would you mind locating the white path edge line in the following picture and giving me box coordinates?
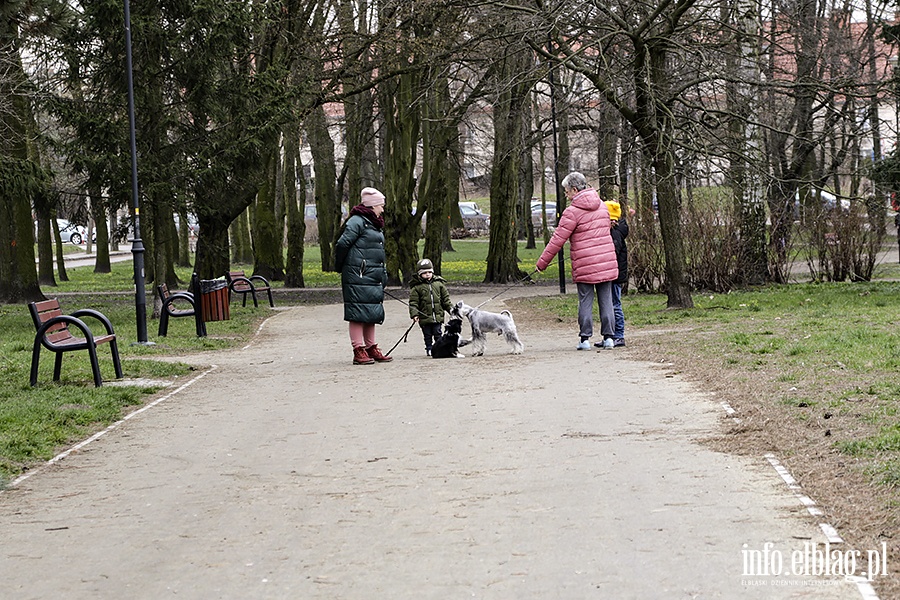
[241,311,278,350]
[764,454,843,542]
[763,453,882,600]
[4,365,219,491]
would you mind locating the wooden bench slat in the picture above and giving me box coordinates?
[46,329,74,344]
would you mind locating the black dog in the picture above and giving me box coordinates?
[430,318,465,359]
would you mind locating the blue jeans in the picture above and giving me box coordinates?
[612,283,625,340]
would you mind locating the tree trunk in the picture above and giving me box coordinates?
[596,102,618,199]
[381,70,422,285]
[306,105,340,271]
[131,0,171,291]
[619,123,631,205]
[34,197,56,287]
[519,114,536,249]
[339,0,378,205]
[725,0,767,285]
[195,217,232,280]
[230,208,253,265]
[252,146,285,281]
[763,0,820,283]
[553,71,571,211]
[652,145,693,307]
[485,47,532,283]
[177,208,191,268]
[0,159,43,302]
[419,76,455,273]
[91,188,112,273]
[51,213,69,282]
[641,43,693,308]
[443,132,461,252]
[109,207,120,252]
[0,12,43,303]
[284,123,306,288]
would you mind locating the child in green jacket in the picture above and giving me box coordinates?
[409,258,453,356]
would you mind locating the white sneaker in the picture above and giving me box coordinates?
[576,340,591,350]
[601,338,614,349]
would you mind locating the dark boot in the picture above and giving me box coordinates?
[353,346,374,365]
[366,344,393,363]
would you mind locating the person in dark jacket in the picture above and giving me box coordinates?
[334,187,393,365]
[409,258,453,356]
[602,200,628,348]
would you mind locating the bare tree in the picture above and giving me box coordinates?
[532,0,700,307]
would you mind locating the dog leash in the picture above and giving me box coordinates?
[385,320,416,357]
[382,288,436,356]
[473,269,540,310]
[383,288,432,319]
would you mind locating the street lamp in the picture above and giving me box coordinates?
[123,0,151,344]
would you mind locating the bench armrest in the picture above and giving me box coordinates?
[164,291,196,304]
[70,308,117,337]
[162,291,198,313]
[228,276,254,292]
[247,275,270,288]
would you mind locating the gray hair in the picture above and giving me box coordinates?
[561,171,588,192]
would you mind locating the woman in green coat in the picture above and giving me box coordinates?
[334,187,393,365]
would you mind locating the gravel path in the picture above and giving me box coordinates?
[0,290,865,599]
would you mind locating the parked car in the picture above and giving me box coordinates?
[794,189,850,218]
[460,205,490,233]
[531,200,558,234]
[417,204,491,237]
[38,219,87,245]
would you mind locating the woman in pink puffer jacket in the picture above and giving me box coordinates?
[536,172,619,350]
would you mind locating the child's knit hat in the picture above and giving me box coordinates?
[417,258,434,275]
[604,200,622,221]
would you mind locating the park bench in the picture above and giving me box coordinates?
[226,270,274,308]
[28,299,123,388]
[157,274,206,337]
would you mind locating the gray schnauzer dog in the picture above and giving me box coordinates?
[451,301,525,356]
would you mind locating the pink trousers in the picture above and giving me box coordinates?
[348,322,376,348]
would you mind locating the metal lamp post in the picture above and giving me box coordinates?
[123,0,150,344]
[547,43,566,294]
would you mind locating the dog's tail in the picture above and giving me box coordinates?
[501,310,514,321]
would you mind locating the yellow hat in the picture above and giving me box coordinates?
[605,201,622,221]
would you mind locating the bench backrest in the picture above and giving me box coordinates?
[29,299,74,344]
[228,271,252,292]
[158,283,172,300]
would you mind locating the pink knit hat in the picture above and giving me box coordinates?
[360,187,386,207]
